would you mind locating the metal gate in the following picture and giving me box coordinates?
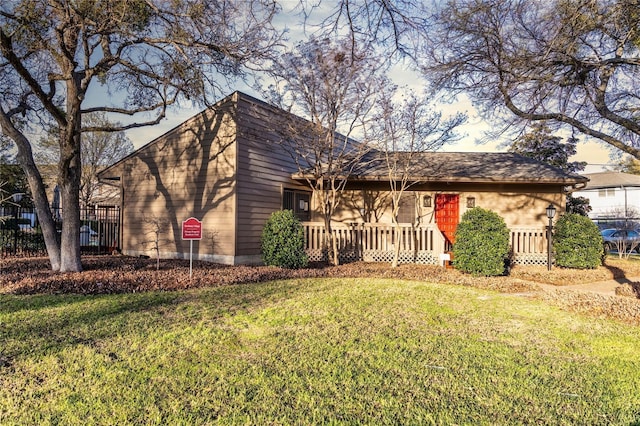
[0,206,121,257]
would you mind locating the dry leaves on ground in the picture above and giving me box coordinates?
[1,256,639,324]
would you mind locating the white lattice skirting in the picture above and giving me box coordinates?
[512,253,550,266]
[307,249,439,265]
[307,249,546,266]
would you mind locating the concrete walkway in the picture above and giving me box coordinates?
[543,277,640,297]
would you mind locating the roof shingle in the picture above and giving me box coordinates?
[345,151,588,184]
[582,171,640,189]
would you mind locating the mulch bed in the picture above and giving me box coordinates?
[1,255,639,324]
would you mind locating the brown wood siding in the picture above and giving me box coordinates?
[332,186,566,229]
[119,98,238,260]
[234,96,309,256]
[104,90,571,264]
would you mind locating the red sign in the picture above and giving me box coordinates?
[182,217,202,240]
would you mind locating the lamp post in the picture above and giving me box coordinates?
[546,203,556,271]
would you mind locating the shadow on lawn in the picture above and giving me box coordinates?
[0,277,302,364]
[0,293,178,361]
[603,262,640,298]
[605,263,630,283]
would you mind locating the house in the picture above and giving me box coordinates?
[38,163,120,210]
[98,92,588,266]
[573,171,640,228]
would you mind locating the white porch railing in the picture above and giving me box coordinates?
[302,222,550,266]
[510,226,549,266]
[303,222,446,265]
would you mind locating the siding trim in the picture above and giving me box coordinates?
[232,92,240,257]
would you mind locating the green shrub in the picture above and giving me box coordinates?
[553,213,602,269]
[261,210,308,269]
[453,207,510,276]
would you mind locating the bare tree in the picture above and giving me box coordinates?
[614,238,639,259]
[141,213,170,271]
[297,0,429,60]
[265,37,380,265]
[425,0,640,159]
[0,133,13,164]
[36,113,134,208]
[370,89,465,267]
[0,0,281,271]
[602,219,640,259]
[601,206,640,230]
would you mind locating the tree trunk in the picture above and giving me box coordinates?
[0,112,61,270]
[20,156,61,270]
[324,215,340,266]
[391,195,401,268]
[331,227,339,266]
[24,163,62,271]
[59,176,82,272]
[392,221,401,268]
[58,106,83,272]
[317,185,340,266]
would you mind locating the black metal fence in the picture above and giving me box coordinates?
[592,217,640,231]
[0,206,120,257]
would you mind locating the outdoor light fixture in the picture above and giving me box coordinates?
[467,197,476,208]
[546,203,556,220]
[423,195,432,208]
[546,203,556,271]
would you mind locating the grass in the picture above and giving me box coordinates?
[1,277,639,425]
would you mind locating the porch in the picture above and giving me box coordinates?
[302,222,550,266]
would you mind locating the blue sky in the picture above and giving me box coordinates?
[118,2,615,173]
[121,72,614,174]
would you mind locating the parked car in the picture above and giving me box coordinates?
[80,225,99,246]
[18,223,33,232]
[601,228,640,252]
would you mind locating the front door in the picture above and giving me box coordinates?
[435,194,460,248]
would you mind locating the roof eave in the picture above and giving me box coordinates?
[291,174,587,185]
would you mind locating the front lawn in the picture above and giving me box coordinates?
[1,277,639,424]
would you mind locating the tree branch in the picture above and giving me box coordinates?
[0,29,66,125]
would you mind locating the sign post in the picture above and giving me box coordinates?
[181,217,202,279]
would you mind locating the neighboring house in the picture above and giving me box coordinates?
[573,171,640,228]
[27,164,120,252]
[38,163,120,210]
[98,91,587,266]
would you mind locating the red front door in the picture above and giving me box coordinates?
[435,194,460,246]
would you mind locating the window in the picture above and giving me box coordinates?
[396,195,416,224]
[598,189,616,197]
[466,197,476,208]
[283,189,311,221]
